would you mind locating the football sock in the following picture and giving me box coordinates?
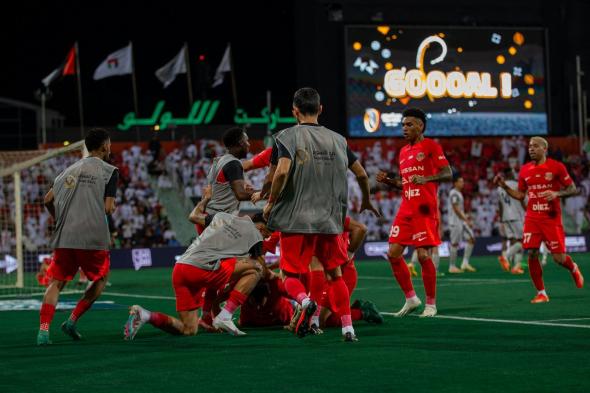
[419,257,437,305]
[388,256,416,298]
[68,299,92,323]
[528,255,545,291]
[39,303,56,331]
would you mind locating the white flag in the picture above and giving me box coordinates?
[155,45,187,88]
[212,44,231,88]
[93,43,133,80]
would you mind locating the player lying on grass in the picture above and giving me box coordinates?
[124,187,265,339]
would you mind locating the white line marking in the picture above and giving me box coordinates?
[102,291,175,300]
[534,317,590,322]
[381,312,590,329]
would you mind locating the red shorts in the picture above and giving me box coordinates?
[523,218,566,253]
[279,233,348,274]
[172,258,236,312]
[388,215,441,247]
[47,248,110,282]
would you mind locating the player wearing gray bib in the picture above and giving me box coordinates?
[497,168,526,274]
[37,129,118,345]
[125,187,265,339]
[447,175,477,273]
[263,88,379,341]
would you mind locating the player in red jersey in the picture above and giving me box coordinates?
[376,108,452,318]
[494,136,584,303]
[243,147,273,172]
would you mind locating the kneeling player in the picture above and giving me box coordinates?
[124,191,265,339]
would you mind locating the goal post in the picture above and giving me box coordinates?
[0,141,86,297]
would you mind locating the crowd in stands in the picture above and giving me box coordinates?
[0,146,178,255]
[159,135,590,242]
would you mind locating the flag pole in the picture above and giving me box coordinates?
[184,42,196,139]
[74,42,85,138]
[130,41,141,142]
[228,43,238,111]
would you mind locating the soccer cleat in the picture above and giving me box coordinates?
[284,305,302,332]
[212,317,246,336]
[461,263,477,273]
[511,266,525,275]
[498,256,511,272]
[309,324,324,335]
[360,300,384,324]
[571,264,584,288]
[419,304,437,318]
[61,320,82,341]
[448,266,463,274]
[343,332,358,342]
[124,305,146,341]
[295,300,317,338]
[530,293,550,304]
[393,297,422,317]
[407,263,419,278]
[37,330,52,346]
[198,313,219,333]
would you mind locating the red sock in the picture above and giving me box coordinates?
[342,264,358,295]
[299,272,311,293]
[39,303,56,331]
[561,255,576,272]
[69,299,92,323]
[419,257,437,305]
[528,256,545,291]
[309,271,326,302]
[149,312,171,328]
[328,276,351,318]
[224,290,248,313]
[351,308,362,321]
[284,277,308,305]
[388,256,416,298]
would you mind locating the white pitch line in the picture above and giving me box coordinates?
[381,312,590,329]
[102,291,175,300]
[533,317,590,322]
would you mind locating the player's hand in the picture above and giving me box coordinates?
[376,171,389,184]
[244,183,255,193]
[493,175,505,187]
[539,190,559,201]
[360,199,382,217]
[410,175,427,185]
[251,191,263,204]
[263,202,274,221]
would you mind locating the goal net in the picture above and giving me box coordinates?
[0,141,86,297]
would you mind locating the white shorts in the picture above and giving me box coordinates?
[502,220,524,240]
[450,223,475,245]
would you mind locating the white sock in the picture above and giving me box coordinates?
[514,252,523,267]
[411,250,418,264]
[301,297,311,309]
[449,246,458,268]
[311,316,320,326]
[506,241,522,260]
[407,295,420,304]
[139,307,151,322]
[432,252,440,271]
[538,289,547,296]
[462,243,474,265]
[217,308,232,321]
[342,325,354,335]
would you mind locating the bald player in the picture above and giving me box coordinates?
[494,136,584,303]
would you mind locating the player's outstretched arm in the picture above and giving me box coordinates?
[43,188,55,219]
[351,160,381,217]
[347,217,368,259]
[188,186,212,225]
[493,175,526,201]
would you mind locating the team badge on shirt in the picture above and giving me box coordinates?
[416,152,425,162]
[544,172,553,181]
[64,175,76,189]
[296,148,309,165]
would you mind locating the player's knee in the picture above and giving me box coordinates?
[387,246,403,259]
[183,324,198,336]
[528,249,539,259]
[417,250,429,263]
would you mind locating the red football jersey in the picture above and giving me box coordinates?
[397,138,449,218]
[518,158,573,222]
[251,147,273,169]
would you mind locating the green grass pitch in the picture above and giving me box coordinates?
[1,255,589,393]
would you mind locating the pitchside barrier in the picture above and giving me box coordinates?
[4,235,587,275]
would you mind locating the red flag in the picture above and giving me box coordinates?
[42,44,77,86]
